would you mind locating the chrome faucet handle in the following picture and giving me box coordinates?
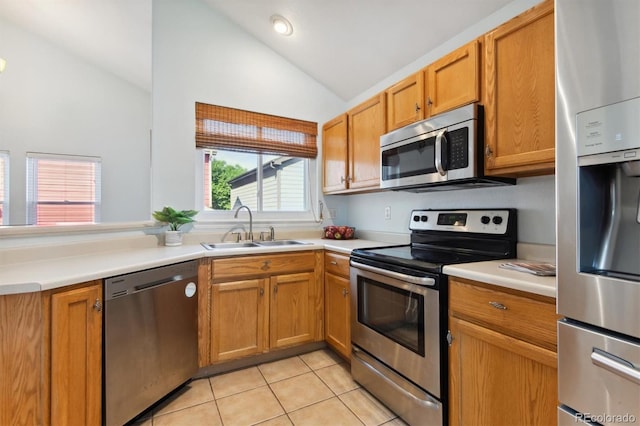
[231,232,242,242]
[246,231,254,241]
[269,226,275,241]
[259,231,272,241]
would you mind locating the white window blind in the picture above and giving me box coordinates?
[26,153,102,225]
[0,151,9,225]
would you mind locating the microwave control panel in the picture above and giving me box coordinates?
[447,128,469,170]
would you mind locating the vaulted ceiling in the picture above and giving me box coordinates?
[0,0,515,100]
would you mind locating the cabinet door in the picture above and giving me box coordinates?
[483,0,555,176]
[50,283,102,426]
[0,292,42,426]
[324,272,351,359]
[210,279,268,362]
[386,72,425,131]
[270,272,314,349]
[348,93,386,190]
[449,317,557,426]
[425,39,480,117]
[322,113,349,193]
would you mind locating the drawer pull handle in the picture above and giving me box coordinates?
[330,261,338,265]
[489,301,507,310]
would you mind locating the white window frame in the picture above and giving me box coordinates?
[194,149,321,227]
[26,152,102,225]
[0,151,9,225]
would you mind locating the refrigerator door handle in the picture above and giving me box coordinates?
[591,347,640,385]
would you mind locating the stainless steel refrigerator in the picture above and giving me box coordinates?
[556,1,640,424]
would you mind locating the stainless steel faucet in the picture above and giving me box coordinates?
[233,205,253,241]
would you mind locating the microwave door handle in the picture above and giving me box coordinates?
[435,130,447,176]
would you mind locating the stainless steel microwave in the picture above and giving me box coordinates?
[379,103,514,191]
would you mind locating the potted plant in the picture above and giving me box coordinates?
[152,206,198,246]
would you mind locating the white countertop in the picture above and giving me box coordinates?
[0,238,388,295]
[444,259,556,298]
[1,237,555,299]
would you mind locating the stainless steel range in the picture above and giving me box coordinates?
[349,209,517,426]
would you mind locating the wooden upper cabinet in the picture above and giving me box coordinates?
[483,0,555,176]
[386,72,425,131]
[348,92,386,190]
[322,113,349,193]
[425,39,481,117]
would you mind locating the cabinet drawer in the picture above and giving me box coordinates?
[325,251,350,277]
[449,278,558,350]
[212,251,315,281]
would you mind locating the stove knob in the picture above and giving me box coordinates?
[420,215,428,222]
[492,216,503,225]
[481,215,491,224]
[413,215,420,222]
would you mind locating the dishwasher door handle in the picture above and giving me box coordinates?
[134,275,193,292]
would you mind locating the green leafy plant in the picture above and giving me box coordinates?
[152,206,198,231]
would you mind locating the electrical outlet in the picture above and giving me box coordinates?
[384,206,391,220]
[328,208,337,219]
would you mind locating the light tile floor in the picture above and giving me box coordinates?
[135,349,408,426]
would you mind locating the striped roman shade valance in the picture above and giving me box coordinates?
[195,102,318,158]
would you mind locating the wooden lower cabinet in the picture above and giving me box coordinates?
[208,251,323,364]
[323,251,351,359]
[448,278,558,426]
[48,281,103,426]
[210,278,268,363]
[0,292,43,425]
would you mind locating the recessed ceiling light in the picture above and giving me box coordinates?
[271,14,293,36]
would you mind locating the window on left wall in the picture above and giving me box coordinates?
[0,151,9,225]
[26,153,101,225]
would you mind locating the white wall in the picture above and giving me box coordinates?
[0,17,151,225]
[332,176,555,245]
[151,0,345,213]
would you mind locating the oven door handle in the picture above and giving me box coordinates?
[350,261,436,287]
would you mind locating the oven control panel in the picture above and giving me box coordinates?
[409,209,512,234]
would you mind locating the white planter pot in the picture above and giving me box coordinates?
[165,230,183,246]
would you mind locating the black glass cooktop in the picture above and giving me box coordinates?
[351,244,507,274]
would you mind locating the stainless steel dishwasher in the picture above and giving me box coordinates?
[104,260,198,426]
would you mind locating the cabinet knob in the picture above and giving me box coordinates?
[489,301,508,310]
[415,102,421,112]
[93,298,102,312]
[485,145,493,158]
[342,288,348,297]
[427,97,433,107]
[261,260,271,271]
[260,288,264,296]
[274,285,278,294]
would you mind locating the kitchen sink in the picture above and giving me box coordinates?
[201,242,260,250]
[255,240,311,247]
[201,240,311,250]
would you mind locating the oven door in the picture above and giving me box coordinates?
[350,260,441,397]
